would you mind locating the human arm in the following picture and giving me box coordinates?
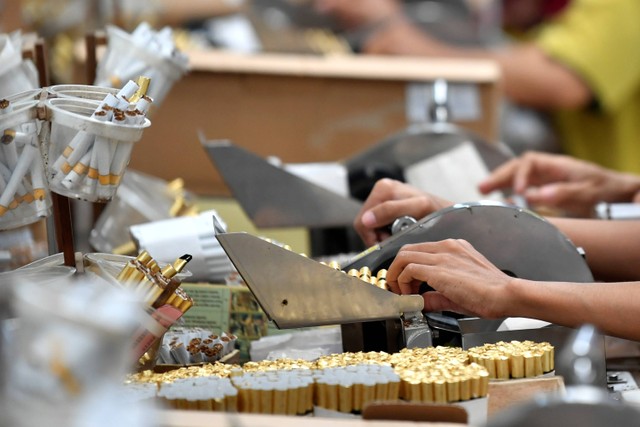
[314,0,591,109]
[478,151,640,217]
[386,239,640,341]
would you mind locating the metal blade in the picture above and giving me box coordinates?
[203,140,363,228]
[216,232,424,329]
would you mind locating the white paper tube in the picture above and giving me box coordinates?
[0,143,36,214]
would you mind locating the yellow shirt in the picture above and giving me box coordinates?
[533,0,640,173]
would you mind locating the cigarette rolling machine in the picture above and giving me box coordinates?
[217,201,601,381]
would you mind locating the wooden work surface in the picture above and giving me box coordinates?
[129,49,502,196]
[160,410,463,427]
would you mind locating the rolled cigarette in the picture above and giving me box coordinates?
[446,377,460,403]
[287,380,299,415]
[1,130,19,170]
[338,380,352,413]
[524,352,535,378]
[496,355,510,379]
[510,352,524,379]
[459,376,471,401]
[420,378,434,403]
[272,382,287,414]
[433,379,447,403]
[326,377,339,411]
[0,142,37,212]
[61,149,92,190]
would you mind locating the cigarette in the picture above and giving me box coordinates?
[0,142,37,214]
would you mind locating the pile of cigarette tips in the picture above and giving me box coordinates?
[124,342,553,415]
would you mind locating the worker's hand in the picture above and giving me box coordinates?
[313,0,402,30]
[478,151,640,217]
[353,178,452,247]
[386,239,513,318]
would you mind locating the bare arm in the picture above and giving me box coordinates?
[550,218,640,282]
[363,17,592,109]
[387,239,640,341]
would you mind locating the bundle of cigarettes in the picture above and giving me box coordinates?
[46,77,152,202]
[115,250,193,312]
[0,98,50,230]
[157,328,238,366]
[157,376,239,412]
[390,347,489,404]
[467,340,555,379]
[96,23,189,108]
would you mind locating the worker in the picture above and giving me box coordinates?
[478,151,640,217]
[354,177,640,341]
[315,0,640,175]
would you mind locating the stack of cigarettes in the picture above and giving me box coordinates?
[231,368,315,415]
[96,23,189,107]
[157,328,238,366]
[390,347,489,403]
[312,364,400,413]
[157,376,239,412]
[0,99,50,229]
[467,340,555,379]
[47,77,152,202]
[115,250,193,312]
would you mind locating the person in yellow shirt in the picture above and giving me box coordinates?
[314,0,640,175]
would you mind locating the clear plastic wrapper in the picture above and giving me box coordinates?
[43,94,151,203]
[0,99,51,231]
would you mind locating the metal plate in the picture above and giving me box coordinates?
[345,122,513,176]
[203,140,363,228]
[216,232,424,328]
[344,201,594,283]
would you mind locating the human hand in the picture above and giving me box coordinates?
[312,0,401,30]
[386,239,513,318]
[353,178,452,247]
[478,151,640,217]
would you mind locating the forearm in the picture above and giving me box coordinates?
[364,18,590,109]
[549,218,640,281]
[509,278,640,341]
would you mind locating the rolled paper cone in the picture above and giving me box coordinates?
[388,377,400,400]
[287,383,299,415]
[420,378,434,403]
[496,356,510,379]
[459,376,471,401]
[226,389,238,412]
[524,353,535,378]
[375,380,386,401]
[326,378,339,411]
[297,382,308,415]
[338,381,352,413]
[315,381,327,408]
[470,375,480,399]
[352,381,363,412]
[433,379,447,403]
[272,383,287,414]
[534,353,543,377]
[446,378,460,403]
[197,399,212,411]
[249,386,260,413]
[510,353,525,379]
[261,384,273,414]
[237,387,249,413]
[481,356,496,379]
[362,378,376,408]
[478,371,489,397]
[0,142,36,211]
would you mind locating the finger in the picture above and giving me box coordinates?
[478,158,521,194]
[422,292,476,316]
[512,157,536,194]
